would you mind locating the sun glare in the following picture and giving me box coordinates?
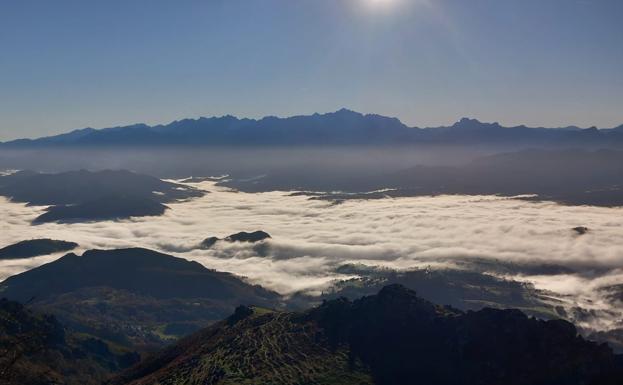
[366,0,396,6]
[361,0,421,13]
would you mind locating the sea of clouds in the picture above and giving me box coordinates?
[1,180,622,330]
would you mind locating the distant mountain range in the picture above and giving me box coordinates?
[225,148,623,207]
[2,109,623,147]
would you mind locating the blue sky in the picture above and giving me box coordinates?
[0,0,622,140]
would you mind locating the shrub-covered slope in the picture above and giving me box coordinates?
[112,285,623,385]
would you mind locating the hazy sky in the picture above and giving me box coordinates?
[1,0,622,140]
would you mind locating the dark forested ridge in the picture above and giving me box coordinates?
[111,285,623,385]
[0,248,281,351]
[0,298,139,385]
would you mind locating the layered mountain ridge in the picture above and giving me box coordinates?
[2,109,622,147]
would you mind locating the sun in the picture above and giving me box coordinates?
[366,0,396,6]
[362,0,403,11]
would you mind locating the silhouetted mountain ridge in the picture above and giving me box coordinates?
[2,110,622,147]
[0,169,204,223]
[0,169,201,206]
[0,239,78,260]
[200,231,272,249]
[33,196,168,224]
[0,248,278,303]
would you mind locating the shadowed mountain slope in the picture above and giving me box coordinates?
[0,239,78,260]
[227,148,623,207]
[111,285,623,385]
[0,248,281,350]
[0,169,203,223]
[0,248,278,303]
[302,266,558,320]
[33,196,168,224]
[0,169,201,206]
[0,298,138,385]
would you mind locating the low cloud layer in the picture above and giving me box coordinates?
[1,181,622,329]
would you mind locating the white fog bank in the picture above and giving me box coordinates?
[1,181,622,329]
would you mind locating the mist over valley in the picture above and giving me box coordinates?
[2,1,623,382]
